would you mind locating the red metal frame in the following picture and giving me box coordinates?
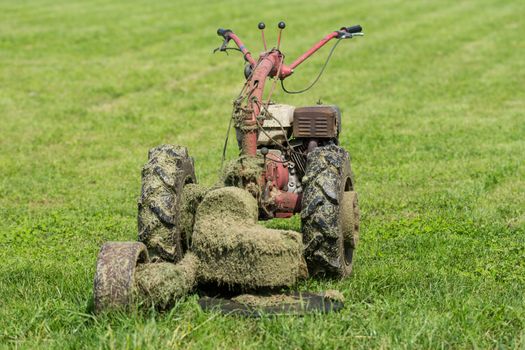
[230,29,343,157]
[221,26,353,217]
[228,33,257,67]
[288,32,340,70]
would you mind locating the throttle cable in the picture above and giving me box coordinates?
[280,38,343,94]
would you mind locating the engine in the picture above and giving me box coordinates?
[252,104,341,219]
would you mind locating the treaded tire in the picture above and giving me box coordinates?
[93,242,149,313]
[138,145,196,262]
[301,144,359,278]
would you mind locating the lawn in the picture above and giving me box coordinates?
[0,0,524,348]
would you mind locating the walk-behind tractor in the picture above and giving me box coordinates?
[93,22,364,315]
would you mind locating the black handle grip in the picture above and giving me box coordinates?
[217,28,232,38]
[343,25,362,34]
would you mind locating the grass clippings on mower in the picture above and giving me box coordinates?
[135,253,199,309]
[192,187,307,289]
[199,291,344,316]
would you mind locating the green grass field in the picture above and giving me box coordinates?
[1,0,524,348]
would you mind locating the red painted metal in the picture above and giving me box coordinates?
[223,27,346,215]
[243,52,282,156]
[260,152,301,217]
[274,212,293,219]
[228,33,257,67]
[279,65,293,79]
[265,153,289,190]
[274,191,302,214]
[229,30,343,148]
[289,32,339,70]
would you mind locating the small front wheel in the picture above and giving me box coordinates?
[93,242,149,313]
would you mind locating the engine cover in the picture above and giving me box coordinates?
[292,105,340,139]
[256,104,295,146]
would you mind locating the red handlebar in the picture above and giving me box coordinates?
[288,31,339,70]
[216,24,362,156]
[217,25,362,79]
[228,32,257,66]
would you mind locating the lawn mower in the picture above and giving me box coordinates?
[93,22,363,314]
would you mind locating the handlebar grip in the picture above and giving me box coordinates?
[217,28,231,38]
[343,25,363,34]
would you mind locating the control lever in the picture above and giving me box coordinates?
[343,25,363,34]
[214,28,240,54]
[213,40,229,53]
[337,31,364,39]
[336,24,364,39]
[259,22,267,51]
[277,21,285,50]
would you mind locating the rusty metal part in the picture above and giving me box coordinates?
[307,139,318,153]
[289,141,307,178]
[259,151,302,218]
[293,106,339,138]
[93,242,149,313]
[264,152,289,190]
[241,121,258,156]
[286,162,302,194]
[273,191,302,218]
[243,53,282,156]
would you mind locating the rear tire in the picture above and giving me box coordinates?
[138,145,196,262]
[301,144,360,278]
